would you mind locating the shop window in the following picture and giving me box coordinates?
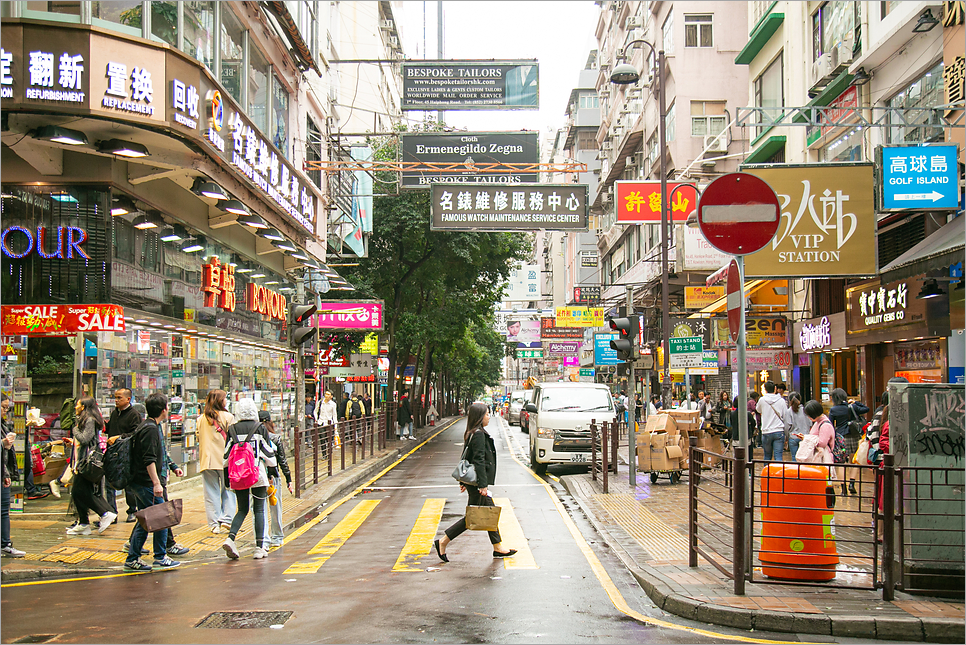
[271,73,289,158]
[24,2,79,15]
[248,46,270,134]
[880,1,902,19]
[754,53,783,139]
[886,61,945,144]
[113,218,135,264]
[148,1,178,46]
[307,116,323,189]
[221,7,245,104]
[662,10,674,55]
[690,100,727,137]
[822,126,864,162]
[812,1,858,62]
[91,1,144,34]
[665,102,675,142]
[684,14,713,48]
[182,1,215,70]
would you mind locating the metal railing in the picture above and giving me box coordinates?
[687,438,965,599]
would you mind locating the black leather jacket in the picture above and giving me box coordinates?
[465,428,497,489]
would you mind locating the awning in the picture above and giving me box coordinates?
[879,215,965,283]
[265,1,322,75]
[698,279,770,314]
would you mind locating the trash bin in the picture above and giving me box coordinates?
[759,463,839,581]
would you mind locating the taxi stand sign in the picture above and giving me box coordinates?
[879,144,959,211]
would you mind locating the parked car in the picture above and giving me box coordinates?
[519,390,535,433]
[526,382,615,475]
[508,390,531,425]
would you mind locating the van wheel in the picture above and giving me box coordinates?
[671,471,682,484]
[649,472,659,484]
[531,446,547,475]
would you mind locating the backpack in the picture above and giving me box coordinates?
[226,423,261,490]
[831,432,848,464]
[350,399,362,418]
[59,397,76,433]
[104,429,135,490]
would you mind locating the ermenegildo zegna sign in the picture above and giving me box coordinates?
[401,61,539,110]
[400,132,539,187]
[430,184,588,231]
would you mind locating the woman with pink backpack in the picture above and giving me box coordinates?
[221,399,277,561]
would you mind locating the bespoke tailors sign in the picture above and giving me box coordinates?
[400,132,539,187]
[401,61,538,111]
[431,184,588,231]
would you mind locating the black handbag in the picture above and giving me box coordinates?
[76,447,104,483]
[847,404,863,438]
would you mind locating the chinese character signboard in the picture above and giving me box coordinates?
[431,184,588,231]
[793,312,847,354]
[400,132,538,187]
[556,306,604,328]
[685,286,724,309]
[741,164,877,277]
[329,354,373,378]
[402,61,538,110]
[540,317,583,340]
[201,257,236,312]
[516,348,543,359]
[845,277,946,345]
[614,181,697,223]
[316,301,384,331]
[580,251,599,267]
[879,144,959,211]
[504,263,540,301]
[1,304,125,336]
[572,286,601,305]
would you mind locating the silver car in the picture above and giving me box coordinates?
[508,390,533,425]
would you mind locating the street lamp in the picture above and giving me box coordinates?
[610,40,672,409]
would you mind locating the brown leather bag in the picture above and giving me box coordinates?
[135,499,183,532]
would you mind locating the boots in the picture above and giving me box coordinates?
[841,482,848,496]
[848,480,857,496]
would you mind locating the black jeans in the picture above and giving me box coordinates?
[71,475,112,524]
[444,485,501,545]
[228,487,267,549]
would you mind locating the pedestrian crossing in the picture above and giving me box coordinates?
[283,496,538,574]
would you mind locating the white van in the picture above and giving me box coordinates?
[525,382,616,475]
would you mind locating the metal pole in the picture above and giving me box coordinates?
[685,367,691,408]
[736,256,749,451]
[437,0,444,123]
[658,50,670,411]
[627,284,636,487]
[296,278,307,452]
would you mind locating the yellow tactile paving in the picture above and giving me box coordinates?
[492,497,538,570]
[392,498,446,572]
[593,493,690,562]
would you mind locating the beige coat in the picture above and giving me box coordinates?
[197,410,234,472]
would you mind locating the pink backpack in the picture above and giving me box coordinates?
[226,424,259,490]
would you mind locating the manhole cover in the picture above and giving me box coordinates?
[12,636,59,644]
[195,611,293,629]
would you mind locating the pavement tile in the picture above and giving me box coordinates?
[894,601,965,618]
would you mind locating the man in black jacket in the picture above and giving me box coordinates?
[2,394,26,558]
[123,393,181,572]
[106,389,141,521]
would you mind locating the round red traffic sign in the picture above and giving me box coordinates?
[727,259,741,343]
[697,173,780,256]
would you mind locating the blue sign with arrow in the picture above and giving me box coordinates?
[881,144,959,211]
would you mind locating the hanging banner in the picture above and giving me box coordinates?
[556,306,604,328]
[1,304,125,336]
[401,60,538,111]
[504,263,540,302]
[430,184,588,231]
[400,132,539,187]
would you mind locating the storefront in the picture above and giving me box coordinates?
[793,312,849,402]
[846,276,953,407]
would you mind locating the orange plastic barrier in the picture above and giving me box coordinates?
[759,463,839,581]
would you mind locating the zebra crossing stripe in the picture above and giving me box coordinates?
[283,499,381,574]
[493,498,537,569]
[392,498,446,572]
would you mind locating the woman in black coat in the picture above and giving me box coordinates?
[434,402,516,562]
[828,388,869,496]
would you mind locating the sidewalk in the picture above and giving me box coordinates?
[560,452,965,643]
[0,417,460,582]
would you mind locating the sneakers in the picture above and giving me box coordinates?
[66,524,92,535]
[49,480,62,499]
[166,544,190,556]
[98,511,117,534]
[122,542,149,555]
[27,491,50,500]
[222,537,239,560]
[123,559,152,572]
[209,524,223,534]
[125,513,137,523]
[253,546,268,560]
[1,546,26,558]
[153,556,182,570]
[269,539,284,548]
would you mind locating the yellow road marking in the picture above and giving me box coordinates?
[492,497,537,570]
[392,498,446,572]
[284,499,381,574]
[499,417,809,644]
[0,562,214,588]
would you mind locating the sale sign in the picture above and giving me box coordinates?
[728,348,792,370]
[1,304,125,336]
[316,300,384,331]
[614,181,698,223]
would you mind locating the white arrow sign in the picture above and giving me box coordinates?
[894,191,944,202]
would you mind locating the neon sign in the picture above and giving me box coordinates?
[201,256,236,312]
[799,316,832,352]
[247,283,287,321]
[1,226,90,260]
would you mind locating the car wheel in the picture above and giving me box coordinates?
[530,445,547,475]
[650,472,659,484]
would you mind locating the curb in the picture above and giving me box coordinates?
[557,475,963,643]
[2,419,462,584]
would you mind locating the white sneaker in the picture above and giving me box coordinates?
[253,546,268,559]
[210,524,224,534]
[2,546,26,558]
[98,511,118,534]
[49,480,62,499]
[66,524,92,535]
[222,537,239,560]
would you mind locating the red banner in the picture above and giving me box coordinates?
[1,304,125,336]
[614,181,697,223]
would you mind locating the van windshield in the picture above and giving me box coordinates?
[540,389,612,412]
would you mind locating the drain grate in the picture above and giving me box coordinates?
[195,611,293,629]
[12,636,60,644]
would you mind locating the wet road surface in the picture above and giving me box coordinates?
[1,417,830,644]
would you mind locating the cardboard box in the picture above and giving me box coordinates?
[668,409,699,423]
[637,445,650,470]
[649,432,668,450]
[644,414,677,435]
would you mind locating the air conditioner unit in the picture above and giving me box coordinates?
[389,35,399,49]
[380,19,394,31]
[626,15,643,29]
[830,42,852,71]
[602,191,613,204]
[602,140,614,150]
[599,87,611,99]
[704,133,728,153]
[809,53,833,88]
[625,152,639,168]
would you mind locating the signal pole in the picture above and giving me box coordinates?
[626,285,636,487]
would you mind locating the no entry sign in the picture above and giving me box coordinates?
[697,173,780,256]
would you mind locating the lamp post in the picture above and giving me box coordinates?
[611,42,671,408]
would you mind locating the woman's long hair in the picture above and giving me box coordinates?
[463,402,489,442]
[76,396,104,431]
[204,389,228,425]
[789,392,802,413]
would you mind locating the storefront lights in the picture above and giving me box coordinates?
[51,191,78,203]
[222,199,250,216]
[159,226,186,242]
[97,139,150,158]
[250,272,266,279]
[180,236,206,253]
[192,177,229,200]
[237,213,269,229]
[133,211,163,230]
[259,228,286,242]
[33,125,89,146]
[111,195,138,216]
[273,239,298,253]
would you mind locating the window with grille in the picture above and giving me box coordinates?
[306,116,323,189]
[690,100,727,137]
[684,14,713,48]
[754,53,783,139]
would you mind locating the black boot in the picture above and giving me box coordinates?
[849,481,857,496]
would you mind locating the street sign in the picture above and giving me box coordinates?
[727,259,741,343]
[669,336,703,369]
[697,172,780,256]
[594,332,621,366]
[516,348,543,359]
[579,368,595,377]
[671,350,718,375]
[880,144,959,211]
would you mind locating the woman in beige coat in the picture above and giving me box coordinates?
[198,389,235,533]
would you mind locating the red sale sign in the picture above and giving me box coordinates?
[614,181,697,223]
[1,304,125,336]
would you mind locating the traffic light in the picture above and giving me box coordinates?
[290,303,318,348]
[608,315,639,362]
